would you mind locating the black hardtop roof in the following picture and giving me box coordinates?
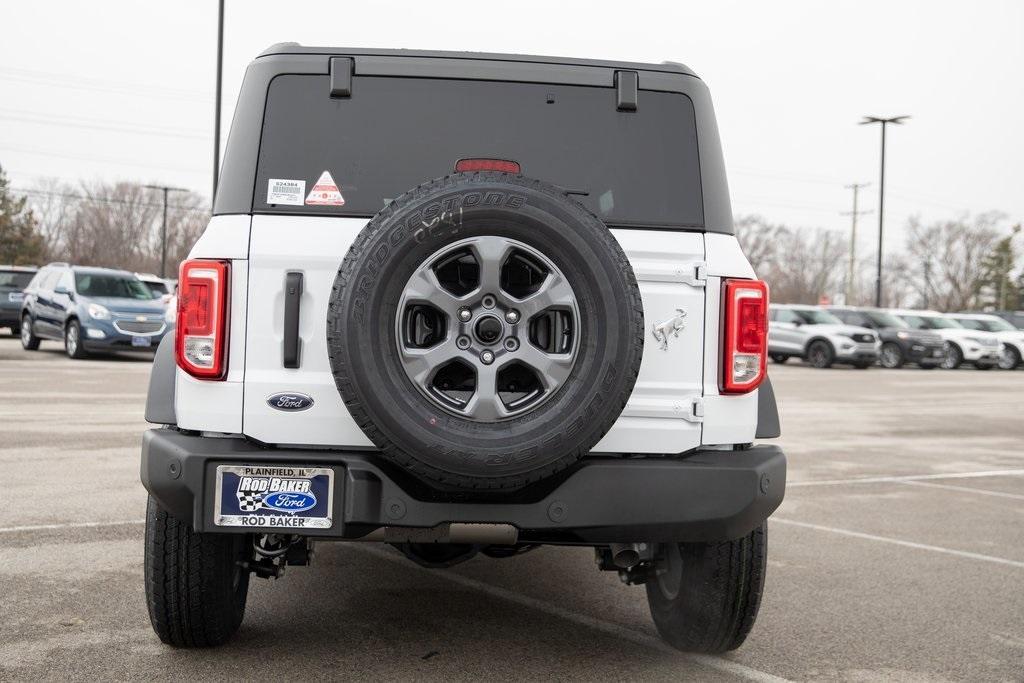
[257,43,698,78]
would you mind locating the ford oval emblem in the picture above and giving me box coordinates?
[267,392,314,412]
[262,491,317,513]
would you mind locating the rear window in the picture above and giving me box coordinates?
[0,270,35,290]
[255,75,703,228]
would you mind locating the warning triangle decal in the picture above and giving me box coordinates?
[305,171,345,206]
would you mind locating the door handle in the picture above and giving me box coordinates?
[283,272,303,369]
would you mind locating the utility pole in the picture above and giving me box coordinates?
[144,185,188,278]
[212,0,225,207]
[841,182,871,305]
[922,259,931,309]
[859,115,910,307]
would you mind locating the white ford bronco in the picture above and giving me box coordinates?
[141,45,784,652]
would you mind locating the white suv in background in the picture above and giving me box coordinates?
[768,304,880,368]
[948,313,1024,370]
[891,309,1001,370]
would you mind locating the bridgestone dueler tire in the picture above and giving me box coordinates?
[144,496,250,647]
[646,524,767,653]
[326,172,643,491]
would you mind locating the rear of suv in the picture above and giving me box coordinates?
[0,265,37,335]
[20,263,170,357]
[140,46,785,652]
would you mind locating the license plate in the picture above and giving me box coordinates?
[8,292,23,302]
[214,465,334,529]
[131,336,152,347]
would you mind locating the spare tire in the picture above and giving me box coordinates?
[327,172,643,491]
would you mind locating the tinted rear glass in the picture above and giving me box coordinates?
[0,270,35,289]
[255,75,703,227]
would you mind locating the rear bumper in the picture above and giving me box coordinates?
[141,429,786,544]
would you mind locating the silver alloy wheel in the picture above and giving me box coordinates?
[998,346,1018,370]
[20,319,31,346]
[941,342,960,370]
[880,343,902,368]
[66,323,78,357]
[396,235,580,422]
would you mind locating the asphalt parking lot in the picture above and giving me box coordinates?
[1,336,1022,681]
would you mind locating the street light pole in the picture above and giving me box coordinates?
[859,115,909,307]
[212,0,225,206]
[144,185,188,278]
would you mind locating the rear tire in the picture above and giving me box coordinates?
[20,314,39,350]
[646,524,767,653]
[144,496,250,647]
[770,353,788,364]
[805,340,834,369]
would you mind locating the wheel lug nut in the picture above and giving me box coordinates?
[480,350,495,364]
[458,308,472,322]
[504,338,519,351]
[456,336,471,350]
[505,310,520,324]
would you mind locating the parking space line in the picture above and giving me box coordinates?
[773,518,1024,569]
[788,468,1024,487]
[354,544,792,683]
[902,480,1024,501]
[0,519,145,534]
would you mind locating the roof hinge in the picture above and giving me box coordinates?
[680,396,704,423]
[330,57,354,98]
[615,70,638,112]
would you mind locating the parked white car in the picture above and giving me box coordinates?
[891,309,1001,369]
[948,313,1024,370]
[768,304,880,368]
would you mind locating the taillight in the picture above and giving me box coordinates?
[721,279,768,394]
[454,158,521,174]
[175,259,229,380]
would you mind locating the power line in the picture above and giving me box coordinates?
[0,109,210,140]
[13,186,208,213]
[0,66,212,103]
[0,143,207,175]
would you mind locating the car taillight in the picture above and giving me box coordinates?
[721,279,768,394]
[454,158,521,174]
[175,260,229,380]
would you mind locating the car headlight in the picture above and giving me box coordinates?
[87,303,110,320]
[896,331,910,340]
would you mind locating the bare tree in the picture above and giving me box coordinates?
[735,214,787,277]
[27,179,209,276]
[766,228,847,304]
[903,212,1003,311]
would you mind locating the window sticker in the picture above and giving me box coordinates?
[267,179,306,206]
[305,170,345,206]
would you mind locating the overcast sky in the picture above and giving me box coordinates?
[2,0,1022,253]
